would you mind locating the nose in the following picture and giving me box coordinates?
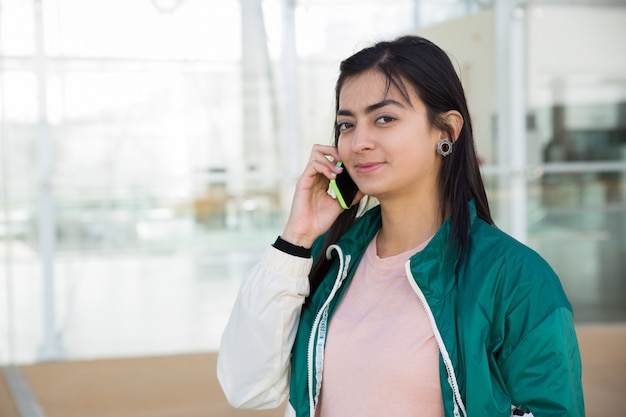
[351,124,375,152]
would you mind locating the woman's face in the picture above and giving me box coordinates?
[336,70,445,204]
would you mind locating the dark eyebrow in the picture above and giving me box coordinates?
[337,99,406,117]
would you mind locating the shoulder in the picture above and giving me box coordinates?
[470,218,557,279]
[460,220,577,368]
[464,218,572,313]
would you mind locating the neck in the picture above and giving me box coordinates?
[376,194,442,258]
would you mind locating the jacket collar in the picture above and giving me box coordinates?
[332,204,382,257]
[333,200,478,294]
[408,200,477,297]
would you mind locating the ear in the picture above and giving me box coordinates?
[442,110,464,143]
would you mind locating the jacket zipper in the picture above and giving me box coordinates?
[405,262,467,417]
[306,245,350,417]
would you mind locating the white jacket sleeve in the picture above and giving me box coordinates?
[217,245,312,409]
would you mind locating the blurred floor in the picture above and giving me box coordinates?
[1,324,624,417]
[1,352,285,417]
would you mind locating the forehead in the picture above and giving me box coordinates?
[338,70,415,110]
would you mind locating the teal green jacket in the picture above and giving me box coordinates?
[289,202,584,417]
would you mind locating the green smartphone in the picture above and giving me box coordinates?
[329,162,359,210]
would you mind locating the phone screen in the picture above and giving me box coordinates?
[330,162,359,209]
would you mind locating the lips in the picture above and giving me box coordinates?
[354,162,385,174]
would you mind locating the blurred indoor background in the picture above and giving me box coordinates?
[0,0,624,416]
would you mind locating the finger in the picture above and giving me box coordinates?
[307,159,340,180]
[311,144,340,163]
[304,147,340,171]
[311,153,343,177]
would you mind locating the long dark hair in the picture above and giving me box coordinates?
[309,35,493,294]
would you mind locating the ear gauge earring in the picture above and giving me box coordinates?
[437,139,453,157]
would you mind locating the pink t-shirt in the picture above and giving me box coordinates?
[316,234,444,417]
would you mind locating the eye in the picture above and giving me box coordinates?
[337,122,353,132]
[376,115,396,125]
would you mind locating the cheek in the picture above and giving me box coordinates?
[399,138,438,167]
[337,137,351,161]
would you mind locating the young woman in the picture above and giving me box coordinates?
[217,35,584,417]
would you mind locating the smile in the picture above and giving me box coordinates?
[354,162,385,174]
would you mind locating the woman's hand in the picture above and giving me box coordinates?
[281,145,360,248]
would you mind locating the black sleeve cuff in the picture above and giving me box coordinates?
[272,236,312,258]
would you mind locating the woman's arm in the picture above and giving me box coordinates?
[500,307,584,416]
[217,246,312,409]
[218,144,347,409]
